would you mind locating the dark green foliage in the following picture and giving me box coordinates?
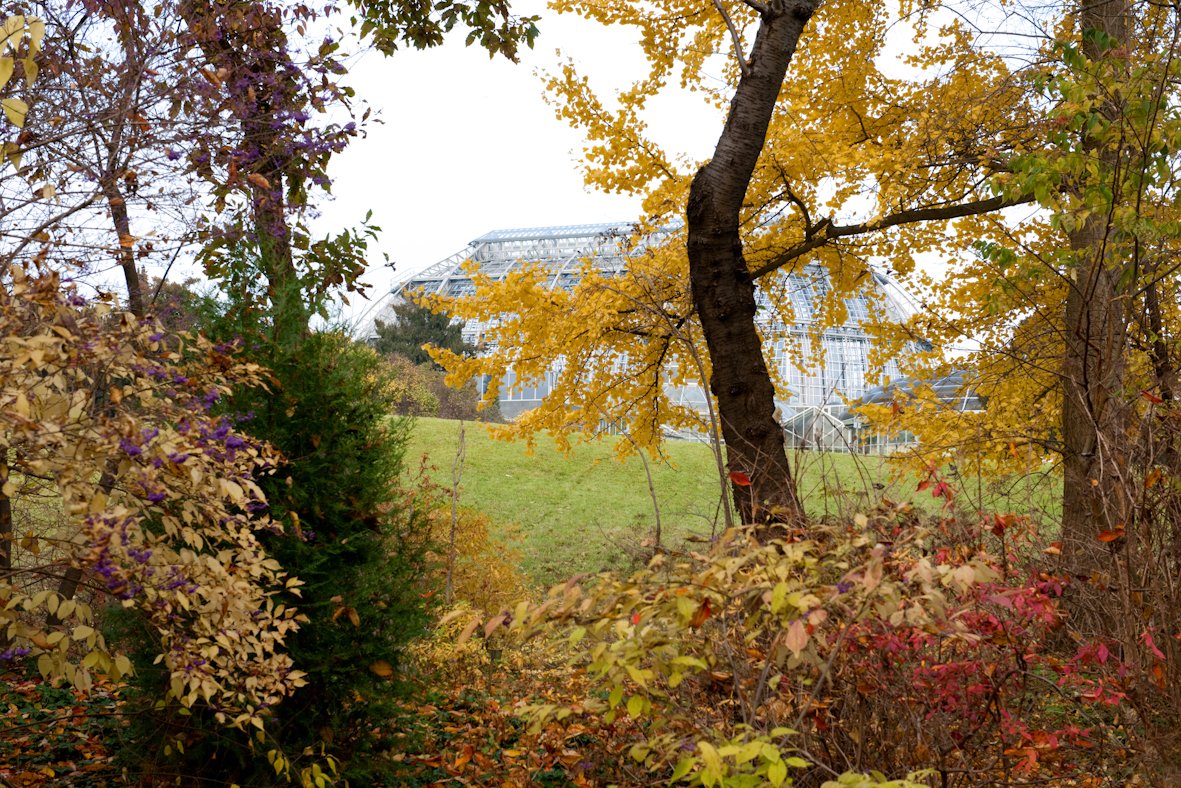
[239,331,435,780]
[114,284,438,782]
[373,298,475,369]
[350,0,539,61]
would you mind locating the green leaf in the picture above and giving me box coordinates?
[626,694,644,718]
[670,757,695,782]
[767,758,788,787]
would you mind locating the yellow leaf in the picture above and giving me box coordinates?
[0,57,13,90]
[27,18,43,54]
[22,57,36,87]
[2,97,27,128]
[0,16,23,51]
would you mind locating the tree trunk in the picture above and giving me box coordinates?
[179,1,307,345]
[1059,0,1131,622]
[687,0,818,531]
[103,181,145,319]
[0,459,11,650]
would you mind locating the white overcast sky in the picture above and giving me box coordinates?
[314,0,720,326]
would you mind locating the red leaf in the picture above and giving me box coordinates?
[689,599,712,629]
[630,613,641,625]
[916,479,931,492]
[1141,390,1165,405]
[1142,630,1166,661]
[729,470,752,487]
[1096,528,1125,543]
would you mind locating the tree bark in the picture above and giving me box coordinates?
[0,459,11,650]
[687,0,818,531]
[179,1,307,345]
[1059,0,1131,619]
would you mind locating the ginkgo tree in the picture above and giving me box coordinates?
[438,0,1181,705]
[432,0,1036,528]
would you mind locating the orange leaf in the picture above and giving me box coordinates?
[369,660,394,678]
[1097,528,1125,543]
[456,617,480,645]
[246,172,272,190]
[729,470,751,487]
[483,611,508,637]
[1043,542,1062,555]
[689,598,712,629]
[1141,390,1165,405]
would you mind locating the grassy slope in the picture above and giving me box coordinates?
[406,418,1061,586]
[407,418,914,585]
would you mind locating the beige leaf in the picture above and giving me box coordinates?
[784,619,808,658]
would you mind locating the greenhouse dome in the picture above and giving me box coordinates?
[383,221,922,449]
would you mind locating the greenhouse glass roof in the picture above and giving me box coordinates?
[387,222,920,430]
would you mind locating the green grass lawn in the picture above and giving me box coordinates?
[407,418,1063,586]
[405,418,977,585]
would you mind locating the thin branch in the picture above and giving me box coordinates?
[712,0,751,77]
[750,193,1034,279]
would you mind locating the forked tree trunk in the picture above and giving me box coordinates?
[687,0,818,532]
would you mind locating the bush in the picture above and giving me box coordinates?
[501,504,1123,786]
[119,329,436,784]
[239,332,434,781]
[382,352,501,422]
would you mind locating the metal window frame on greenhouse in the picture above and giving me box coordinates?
[379,221,943,451]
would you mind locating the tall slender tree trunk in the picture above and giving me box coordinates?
[1059,0,1131,619]
[179,1,307,345]
[687,0,818,531]
[0,459,12,650]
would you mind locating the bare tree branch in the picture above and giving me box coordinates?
[750,193,1034,279]
[713,0,751,77]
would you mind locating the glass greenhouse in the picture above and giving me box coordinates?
[385,221,931,451]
